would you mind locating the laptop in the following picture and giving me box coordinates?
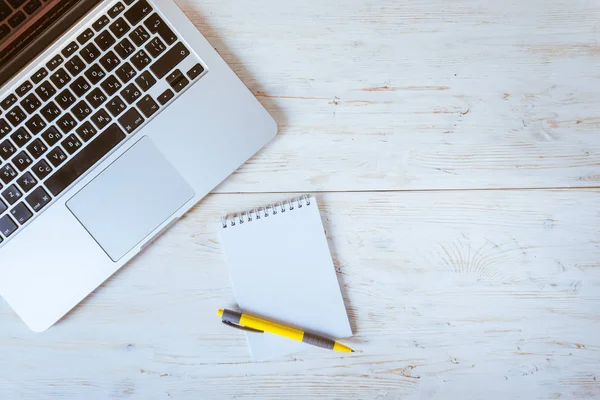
[0,0,277,331]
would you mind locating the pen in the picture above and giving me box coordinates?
[218,309,354,353]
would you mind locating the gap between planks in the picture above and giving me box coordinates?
[213,186,600,195]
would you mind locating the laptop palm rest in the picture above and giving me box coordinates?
[66,136,195,262]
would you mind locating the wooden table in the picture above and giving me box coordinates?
[2,0,599,398]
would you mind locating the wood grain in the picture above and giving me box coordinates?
[1,0,599,398]
[1,191,598,399]
[173,0,600,192]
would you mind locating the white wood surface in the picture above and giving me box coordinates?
[1,0,599,399]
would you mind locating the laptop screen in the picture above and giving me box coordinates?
[0,0,102,87]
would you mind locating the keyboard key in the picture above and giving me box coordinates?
[187,63,204,80]
[50,68,71,89]
[41,126,62,146]
[40,102,61,122]
[45,124,126,196]
[0,1,11,22]
[0,118,11,138]
[118,107,144,134]
[0,23,9,41]
[31,67,48,84]
[0,214,17,237]
[100,75,122,95]
[86,87,108,108]
[156,22,176,45]
[76,121,97,142]
[65,55,86,77]
[0,139,16,160]
[35,80,56,101]
[157,89,173,105]
[17,172,37,192]
[6,106,26,126]
[108,2,124,18]
[25,115,46,134]
[121,83,141,104]
[124,0,152,25]
[25,186,51,212]
[92,15,109,32]
[47,146,67,167]
[80,42,101,64]
[136,94,158,118]
[12,151,32,171]
[70,76,92,97]
[143,13,163,33]
[10,127,31,147]
[129,25,149,46]
[10,202,32,224]
[114,38,134,59]
[19,93,41,114]
[106,96,127,117]
[71,100,92,121]
[61,41,79,58]
[16,80,33,97]
[115,62,136,83]
[56,89,76,109]
[150,42,189,79]
[77,28,94,45]
[26,138,47,159]
[1,94,17,110]
[123,0,135,5]
[56,113,77,133]
[31,159,52,180]
[1,184,21,204]
[131,49,150,70]
[135,71,156,92]
[0,198,5,215]
[8,11,25,28]
[99,50,121,72]
[23,0,40,15]
[46,54,64,71]
[84,63,106,84]
[166,69,182,85]
[7,0,25,9]
[109,17,129,38]
[61,134,82,155]
[90,109,111,129]
[0,163,17,184]
[94,30,115,51]
[145,36,165,58]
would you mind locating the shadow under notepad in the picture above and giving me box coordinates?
[318,197,359,336]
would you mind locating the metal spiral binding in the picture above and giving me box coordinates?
[221,196,312,229]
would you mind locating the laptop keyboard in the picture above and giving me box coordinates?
[0,0,38,37]
[0,0,206,246]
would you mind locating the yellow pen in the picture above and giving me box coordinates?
[218,309,354,353]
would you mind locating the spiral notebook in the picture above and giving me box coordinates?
[219,196,352,360]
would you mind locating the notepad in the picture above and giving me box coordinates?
[219,196,352,360]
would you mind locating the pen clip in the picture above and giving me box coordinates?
[222,320,264,333]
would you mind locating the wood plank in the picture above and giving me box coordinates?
[1,191,598,398]
[174,0,600,192]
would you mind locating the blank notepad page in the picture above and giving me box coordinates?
[219,197,352,360]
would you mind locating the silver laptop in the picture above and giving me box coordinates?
[0,0,277,331]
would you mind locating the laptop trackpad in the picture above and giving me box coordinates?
[67,137,195,262]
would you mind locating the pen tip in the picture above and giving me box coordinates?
[351,350,355,352]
